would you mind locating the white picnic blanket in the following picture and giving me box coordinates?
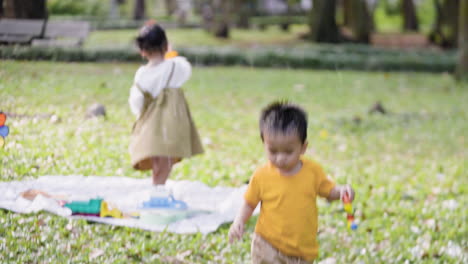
[0,175,257,234]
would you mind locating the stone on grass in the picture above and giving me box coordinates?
[86,103,106,119]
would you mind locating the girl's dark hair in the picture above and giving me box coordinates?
[259,101,308,144]
[136,23,168,54]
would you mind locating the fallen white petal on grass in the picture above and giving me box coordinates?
[424,219,436,229]
[318,257,336,264]
[90,248,104,260]
[410,226,420,234]
[442,199,458,210]
[360,248,367,255]
[442,241,464,258]
[202,137,212,146]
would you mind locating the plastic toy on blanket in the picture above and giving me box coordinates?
[100,201,123,218]
[139,186,191,225]
[65,198,102,216]
[142,195,187,210]
[64,198,123,218]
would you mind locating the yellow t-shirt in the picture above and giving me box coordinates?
[244,157,335,261]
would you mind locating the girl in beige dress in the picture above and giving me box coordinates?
[128,22,203,186]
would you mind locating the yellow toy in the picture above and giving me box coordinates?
[100,201,123,218]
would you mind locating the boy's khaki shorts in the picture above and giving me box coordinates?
[251,233,313,264]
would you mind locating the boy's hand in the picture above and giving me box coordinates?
[228,219,244,243]
[328,185,355,201]
[339,185,355,202]
[229,201,254,243]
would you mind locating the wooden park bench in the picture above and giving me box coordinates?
[0,19,45,44]
[32,20,91,47]
[371,33,430,49]
[0,19,90,47]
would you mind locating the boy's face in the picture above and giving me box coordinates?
[263,131,307,175]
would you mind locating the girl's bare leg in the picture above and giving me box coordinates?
[151,156,175,185]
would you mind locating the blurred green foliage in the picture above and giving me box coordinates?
[376,0,436,33]
[46,0,437,34]
[48,0,106,17]
[0,45,456,73]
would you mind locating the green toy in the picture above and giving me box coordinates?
[65,198,103,214]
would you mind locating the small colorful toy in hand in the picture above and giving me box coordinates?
[0,112,9,148]
[164,43,179,59]
[343,192,358,230]
[165,49,178,59]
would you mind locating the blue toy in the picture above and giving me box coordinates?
[142,195,187,210]
[140,194,190,225]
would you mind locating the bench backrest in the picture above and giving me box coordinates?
[0,19,45,39]
[0,19,91,46]
[44,21,90,39]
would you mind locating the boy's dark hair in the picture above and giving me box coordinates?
[259,101,308,143]
[136,23,168,54]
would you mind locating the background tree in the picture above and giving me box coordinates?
[236,0,254,29]
[401,0,419,31]
[166,0,191,25]
[336,0,374,43]
[456,0,467,81]
[429,0,460,48]
[348,0,373,43]
[109,0,124,19]
[133,0,146,20]
[3,0,47,18]
[202,0,242,38]
[165,0,178,16]
[211,0,232,38]
[201,1,214,32]
[308,0,342,43]
[0,0,4,18]
[342,0,352,27]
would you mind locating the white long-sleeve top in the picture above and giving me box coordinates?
[128,56,192,118]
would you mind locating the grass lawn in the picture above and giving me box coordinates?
[0,60,467,263]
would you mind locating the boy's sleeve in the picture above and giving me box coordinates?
[244,169,262,209]
[316,164,336,198]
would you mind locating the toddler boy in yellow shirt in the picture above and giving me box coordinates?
[229,101,355,263]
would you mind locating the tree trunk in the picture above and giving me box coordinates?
[4,0,46,18]
[133,0,146,20]
[309,0,341,43]
[349,0,372,43]
[402,0,419,31]
[165,0,178,16]
[430,0,460,48]
[456,0,468,81]
[201,2,214,32]
[4,0,12,18]
[109,0,120,20]
[0,0,4,18]
[193,0,203,15]
[343,0,352,26]
[212,0,235,38]
[237,0,251,29]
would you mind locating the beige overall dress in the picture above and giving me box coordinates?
[129,62,204,170]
